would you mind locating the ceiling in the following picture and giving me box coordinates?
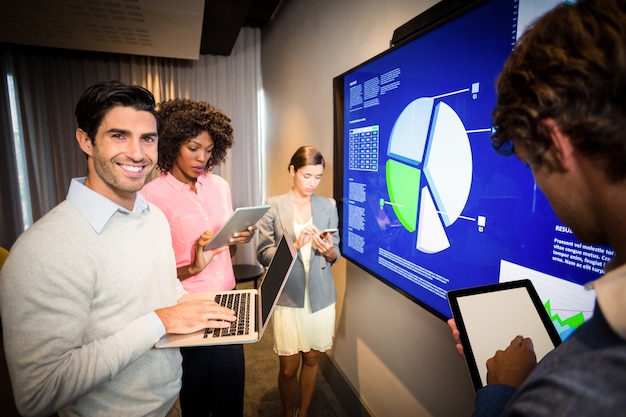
[0,0,284,60]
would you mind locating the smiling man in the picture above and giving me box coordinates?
[75,101,159,208]
[0,81,236,417]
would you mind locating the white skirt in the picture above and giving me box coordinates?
[274,218,335,356]
[273,301,336,356]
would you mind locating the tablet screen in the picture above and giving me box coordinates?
[203,205,270,250]
[448,280,561,390]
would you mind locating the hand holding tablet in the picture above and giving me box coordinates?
[203,206,270,250]
[447,280,561,391]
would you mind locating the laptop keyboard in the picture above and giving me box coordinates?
[204,292,251,338]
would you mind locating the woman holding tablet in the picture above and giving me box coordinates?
[257,146,340,417]
[142,99,254,417]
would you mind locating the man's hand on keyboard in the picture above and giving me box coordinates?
[213,293,251,337]
[155,299,236,334]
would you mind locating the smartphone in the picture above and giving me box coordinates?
[319,228,338,239]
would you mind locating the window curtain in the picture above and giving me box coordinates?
[0,28,263,265]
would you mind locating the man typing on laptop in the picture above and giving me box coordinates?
[0,81,236,417]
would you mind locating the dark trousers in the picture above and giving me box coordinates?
[180,344,245,417]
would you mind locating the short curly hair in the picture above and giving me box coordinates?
[491,0,626,182]
[156,99,234,172]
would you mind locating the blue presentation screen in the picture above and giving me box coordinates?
[335,0,611,337]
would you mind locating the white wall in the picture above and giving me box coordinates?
[261,0,476,415]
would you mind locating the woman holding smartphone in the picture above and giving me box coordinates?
[257,146,340,417]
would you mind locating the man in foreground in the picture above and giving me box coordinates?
[450,0,626,415]
[0,81,236,417]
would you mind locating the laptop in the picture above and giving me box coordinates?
[156,232,297,348]
[447,279,562,391]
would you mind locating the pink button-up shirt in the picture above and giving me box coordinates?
[142,172,236,292]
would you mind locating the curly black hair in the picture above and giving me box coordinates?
[156,99,234,172]
[491,0,626,182]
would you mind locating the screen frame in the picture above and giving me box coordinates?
[332,0,490,320]
[332,0,606,323]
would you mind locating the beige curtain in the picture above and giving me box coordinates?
[0,28,262,264]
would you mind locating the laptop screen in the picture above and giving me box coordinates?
[260,233,296,327]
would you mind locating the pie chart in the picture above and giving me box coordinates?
[386,97,473,253]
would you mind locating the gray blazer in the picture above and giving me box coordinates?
[257,192,340,312]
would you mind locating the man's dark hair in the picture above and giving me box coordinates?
[492,0,626,182]
[75,80,160,143]
[156,99,234,172]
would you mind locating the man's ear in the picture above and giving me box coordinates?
[76,128,93,156]
[541,118,575,172]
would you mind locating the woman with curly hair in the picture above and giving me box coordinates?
[142,98,255,417]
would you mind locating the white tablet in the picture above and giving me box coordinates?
[447,279,562,391]
[203,205,270,250]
